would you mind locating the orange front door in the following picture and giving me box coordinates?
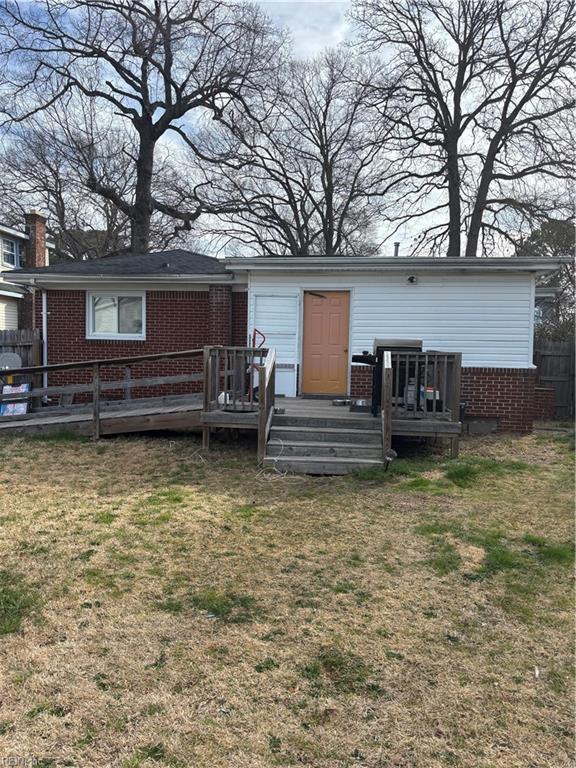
[302,291,350,395]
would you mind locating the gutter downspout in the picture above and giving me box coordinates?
[41,289,48,389]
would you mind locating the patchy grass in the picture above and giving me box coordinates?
[0,570,39,636]
[301,646,372,694]
[0,430,572,768]
[189,588,259,623]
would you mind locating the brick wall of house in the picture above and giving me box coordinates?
[350,365,372,398]
[460,368,536,433]
[231,292,248,346]
[533,386,555,422]
[43,286,249,400]
[351,363,536,434]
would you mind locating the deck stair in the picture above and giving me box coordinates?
[263,411,384,475]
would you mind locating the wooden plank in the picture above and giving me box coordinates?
[381,351,392,453]
[450,353,462,422]
[201,411,259,429]
[392,419,461,435]
[0,372,204,402]
[0,347,206,377]
[92,363,101,440]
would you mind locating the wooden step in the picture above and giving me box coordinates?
[262,455,383,476]
[273,413,378,430]
[269,425,382,445]
[266,440,382,459]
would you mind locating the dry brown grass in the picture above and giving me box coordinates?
[0,430,573,768]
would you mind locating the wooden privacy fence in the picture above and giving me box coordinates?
[0,328,41,368]
[534,340,575,420]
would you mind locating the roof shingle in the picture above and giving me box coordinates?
[13,249,227,276]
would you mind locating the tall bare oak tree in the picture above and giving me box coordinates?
[0,0,280,252]
[352,0,575,257]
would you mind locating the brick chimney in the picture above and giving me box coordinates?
[24,210,47,268]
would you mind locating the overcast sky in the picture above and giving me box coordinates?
[258,1,352,57]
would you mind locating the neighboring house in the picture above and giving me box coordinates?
[0,212,52,330]
[10,250,562,433]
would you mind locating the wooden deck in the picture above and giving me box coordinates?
[0,345,462,469]
[0,394,203,436]
[279,398,460,435]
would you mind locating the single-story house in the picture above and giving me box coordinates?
[10,250,562,433]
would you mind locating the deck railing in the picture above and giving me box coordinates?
[257,348,276,462]
[0,348,205,439]
[389,351,462,422]
[201,346,276,457]
[202,346,269,413]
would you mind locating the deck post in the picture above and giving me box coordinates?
[257,364,267,463]
[381,351,392,454]
[202,347,211,451]
[450,353,462,459]
[92,362,101,440]
[124,366,132,400]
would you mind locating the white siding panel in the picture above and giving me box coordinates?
[253,294,299,363]
[248,271,534,372]
[0,297,19,330]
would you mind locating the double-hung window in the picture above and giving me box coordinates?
[86,292,146,340]
[1,239,19,267]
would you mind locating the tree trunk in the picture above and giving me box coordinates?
[465,142,499,258]
[446,146,461,258]
[130,123,155,253]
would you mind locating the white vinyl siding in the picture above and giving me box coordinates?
[248,272,535,388]
[0,297,19,330]
[253,294,299,396]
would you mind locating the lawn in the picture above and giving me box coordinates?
[0,429,573,768]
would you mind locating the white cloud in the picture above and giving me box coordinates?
[258,1,352,58]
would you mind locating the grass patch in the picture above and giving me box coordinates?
[302,647,372,694]
[524,534,574,566]
[24,430,88,443]
[445,457,528,488]
[356,454,529,491]
[190,589,259,623]
[426,539,462,576]
[0,570,39,636]
[255,657,279,672]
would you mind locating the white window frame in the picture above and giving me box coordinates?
[86,291,146,341]
[1,238,20,268]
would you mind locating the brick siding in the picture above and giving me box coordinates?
[350,365,373,398]
[460,367,536,433]
[231,292,248,346]
[533,386,555,422]
[43,287,248,400]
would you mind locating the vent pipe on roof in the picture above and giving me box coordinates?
[393,242,400,257]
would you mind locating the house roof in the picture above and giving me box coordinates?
[10,250,565,288]
[11,249,227,278]
[225,256,564,273]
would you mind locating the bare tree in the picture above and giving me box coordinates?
[195,50,399,256]
[352,0,576,257]
[0,0,280,253]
